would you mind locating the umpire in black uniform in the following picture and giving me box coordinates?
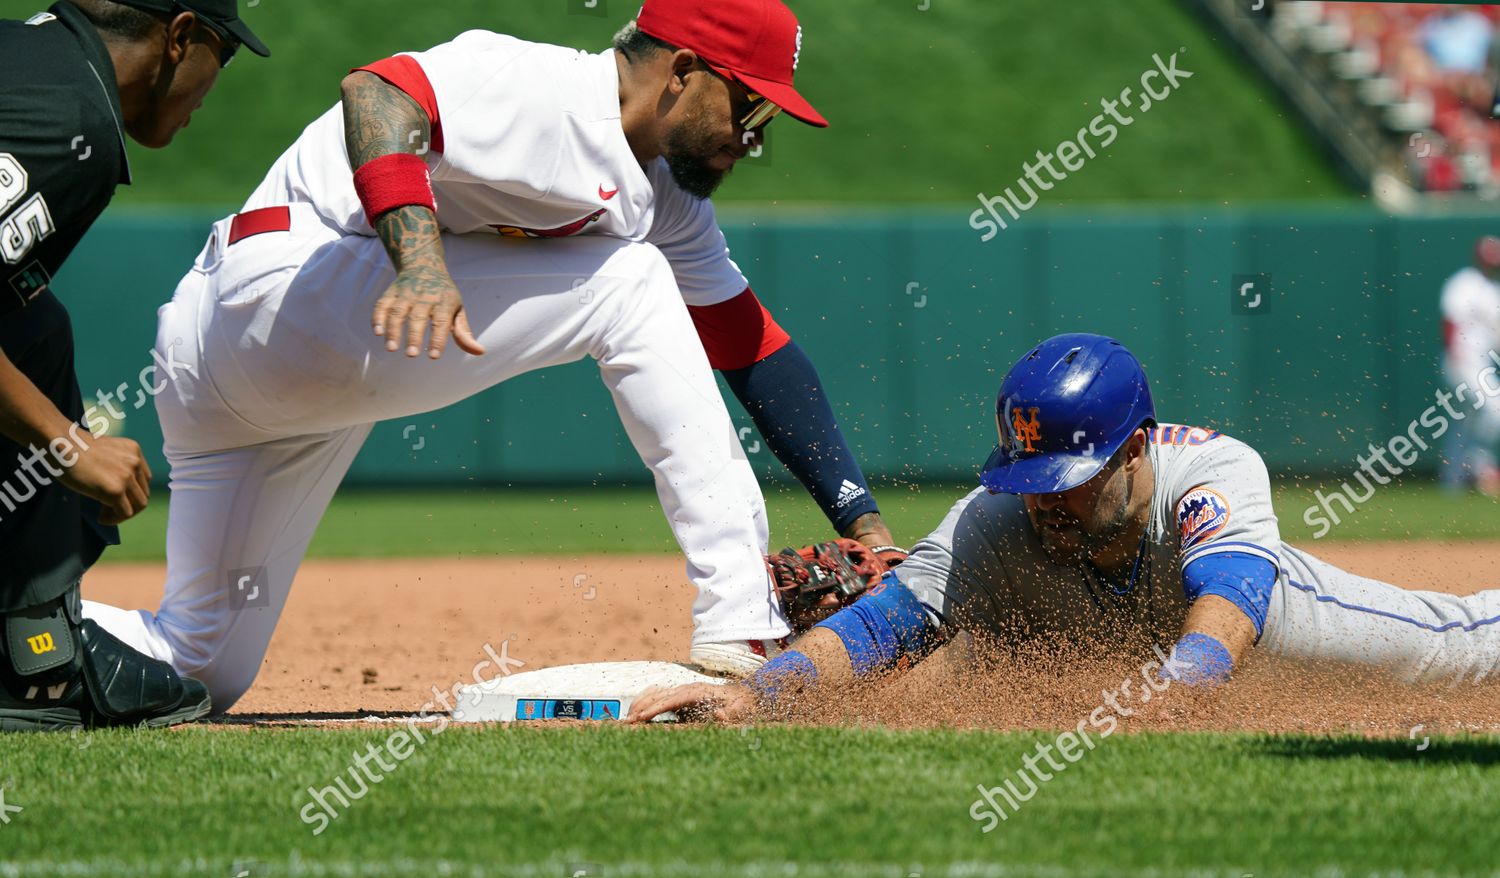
[0,0,267,730]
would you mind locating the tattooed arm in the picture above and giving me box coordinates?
[340,71,485,359]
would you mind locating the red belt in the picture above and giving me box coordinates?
[227,206,291,246]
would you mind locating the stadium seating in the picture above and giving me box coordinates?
[1270,2,1500,195]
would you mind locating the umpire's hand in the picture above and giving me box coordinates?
[61,434,152,525]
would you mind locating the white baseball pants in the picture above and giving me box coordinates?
[85,205,788,710]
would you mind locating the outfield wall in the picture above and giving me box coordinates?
[60,206,1489,486]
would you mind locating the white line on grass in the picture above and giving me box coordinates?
[0,861,1482,878]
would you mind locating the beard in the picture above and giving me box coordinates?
[1034,475,1134,565]
[664,105,731,200]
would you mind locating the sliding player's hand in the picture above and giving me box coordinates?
[627,682,755,724]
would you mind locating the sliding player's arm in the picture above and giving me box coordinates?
[628,572,945,723]
[1166,587,1261,686]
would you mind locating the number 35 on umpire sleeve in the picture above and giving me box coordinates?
[0,153,56,265]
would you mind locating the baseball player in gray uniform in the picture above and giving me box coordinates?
[631,333,1500,722]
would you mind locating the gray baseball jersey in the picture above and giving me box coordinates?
[894,424,1500,683]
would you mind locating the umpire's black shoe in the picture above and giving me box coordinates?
[0,603,211,732]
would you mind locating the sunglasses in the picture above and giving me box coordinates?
[176,4,240,68]
[703,65,783,130]
[739,89,782,130]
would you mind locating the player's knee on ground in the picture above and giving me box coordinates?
[154,625,262,714]
[183,657,258,714]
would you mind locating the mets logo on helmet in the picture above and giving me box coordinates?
[1010,406,1042,454]
[1176,487,1230,549]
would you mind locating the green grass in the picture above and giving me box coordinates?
[98,480,1500,564]
[0,726,1494,876]
[0,0,1348,207]
[101,482,958,563]
[1275,479,1500,543]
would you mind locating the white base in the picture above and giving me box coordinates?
[451,660,726,723]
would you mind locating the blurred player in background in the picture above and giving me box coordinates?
[1438,235,1500,496]
[0,0,266,730]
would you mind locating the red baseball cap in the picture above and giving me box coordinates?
[636,0,828,128]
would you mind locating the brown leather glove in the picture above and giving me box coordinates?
[766,538,904,633]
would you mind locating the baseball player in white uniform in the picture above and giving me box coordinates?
[84,0,908,711]
[1439,235,1500,495]
[631,334,1500,723]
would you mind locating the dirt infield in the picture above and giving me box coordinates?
[83,541,1500,733]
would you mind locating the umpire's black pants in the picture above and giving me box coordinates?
[0,291,116,612]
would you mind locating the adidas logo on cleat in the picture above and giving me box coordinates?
[835,479,868,509]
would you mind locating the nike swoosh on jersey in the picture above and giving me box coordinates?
[599,185,619,201]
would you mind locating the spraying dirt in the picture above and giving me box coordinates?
[84,541,1500,734]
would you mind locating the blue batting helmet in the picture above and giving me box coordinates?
[979,333,1155,494]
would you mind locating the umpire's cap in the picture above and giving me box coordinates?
[111,0,269,58]
[979,334,1155,495]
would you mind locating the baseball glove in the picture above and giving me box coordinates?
[767,538,908,633]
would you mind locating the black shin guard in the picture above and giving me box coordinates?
[1,592,80,690]
[0,590,210,731]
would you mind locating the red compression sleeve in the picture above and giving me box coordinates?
[687,288,792,371]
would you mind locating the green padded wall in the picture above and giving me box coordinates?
[54,206,1485,485]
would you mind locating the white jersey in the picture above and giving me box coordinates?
[241,31,750,308]
[81,32,801,708]
[1440,266,1500,381]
